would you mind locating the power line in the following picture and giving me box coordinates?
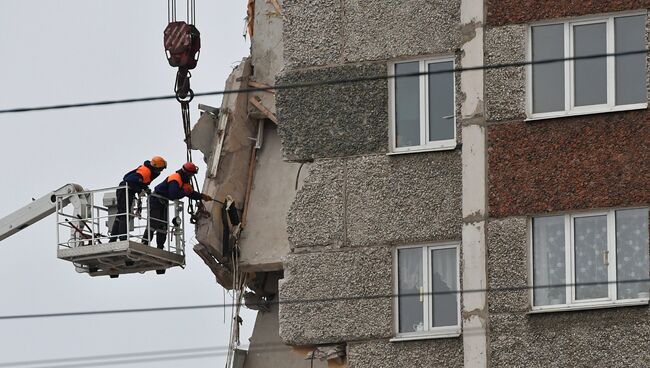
[37,351,227,368]
[0,346,227,368]
[1,278,648,320]
[0,49,646,114]
[0,304,219,321]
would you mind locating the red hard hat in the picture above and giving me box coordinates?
[182,162,199,174]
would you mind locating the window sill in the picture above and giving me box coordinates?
[390,329,461,342]
[525,103,647,122]
[528,298,649,315]
[387,144,457,156]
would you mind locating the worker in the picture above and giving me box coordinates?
[143,162,211,252]
[109,156,167,242]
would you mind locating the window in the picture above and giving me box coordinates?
[532,208,649,310]
[390,58,456,153]
[394,243,460,339]
[528,14,647,119]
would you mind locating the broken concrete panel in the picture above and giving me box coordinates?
[283,0,343,69]
[347,339,463,368]
[276,63,388,161]
[484,25,526,122]
[252,0,284,85]
[486,217,529,314]
[190,111,219,162]
[251,0,284,116]
[196,59,257,262]
[239,124,307,271]
[341,0,462,63]
[286,158,345,249]
[278,246,393,345]
[489,310,650,367]
[345,152,462,248]
[244,302,327,368]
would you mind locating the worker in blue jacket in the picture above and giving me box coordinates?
[143,162,211,253]
[109,156,167,242]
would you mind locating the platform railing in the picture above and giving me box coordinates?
[55,186,185,256]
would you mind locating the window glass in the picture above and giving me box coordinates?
[532,24,565,113]
[615,15,647,105]
[398,248,423,333]
[574,215,609,300]
[395,62,420,148]
[533,216,566,306]
[431,248,457,327]
[573,23,608,106]
[616,209,650,299]
[427,61,455,141]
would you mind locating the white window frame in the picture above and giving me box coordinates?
[526,12,648,121]
[529,208,650,313]
[388,57,457,154]
[391,242,461,342]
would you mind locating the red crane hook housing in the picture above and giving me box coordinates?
[163,21,201,70]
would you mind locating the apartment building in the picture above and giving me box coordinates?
[193,1,650,366]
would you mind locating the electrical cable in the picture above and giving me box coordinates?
[0,346,227,368]
[1,277,648,320]
[0,49,647,114]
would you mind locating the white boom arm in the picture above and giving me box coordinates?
[0,184,86,242]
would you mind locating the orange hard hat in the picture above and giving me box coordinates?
[182,162,199,174]
[151,156,167,169]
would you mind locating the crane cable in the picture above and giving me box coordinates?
[166,0,205,222]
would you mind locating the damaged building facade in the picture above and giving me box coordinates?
[192,0,650,367]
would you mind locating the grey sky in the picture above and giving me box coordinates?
[0,1,256,366]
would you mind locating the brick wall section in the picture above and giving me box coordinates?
[486,0,650,26]
[488,110,650,218]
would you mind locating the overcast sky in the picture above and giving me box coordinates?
[0,1,256,367]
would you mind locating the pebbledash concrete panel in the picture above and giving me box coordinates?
[276,63,388,161]
[286,158,345,249]
[283,0,461,68]
[345,152,462,248]
[287,152,462,250]
[347,339,463,368]
[341,0,461,63]
[278,246,393,345]
[57,241,184,276]
[283,0,344,69]
[489,310,650,367]
[486,217,530,314]
[484,24,526,123]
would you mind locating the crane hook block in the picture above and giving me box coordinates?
[164,21,201,70]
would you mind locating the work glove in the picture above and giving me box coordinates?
[201,193,213,201]
[142,187,152,195]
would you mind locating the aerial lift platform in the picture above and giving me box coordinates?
[0,184,186,277]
